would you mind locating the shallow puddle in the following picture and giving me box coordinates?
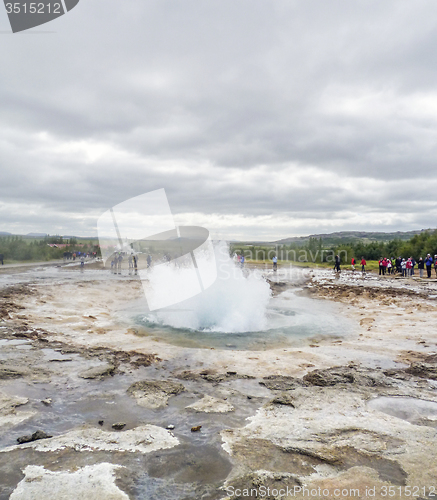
[368,396,437,426]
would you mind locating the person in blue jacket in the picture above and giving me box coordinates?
[425,254,434,278]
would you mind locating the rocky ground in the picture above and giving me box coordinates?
[0,265,436,499]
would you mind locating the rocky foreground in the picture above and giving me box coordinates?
[0,267,436,499]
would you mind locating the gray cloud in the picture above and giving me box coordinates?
[1,0,437,238]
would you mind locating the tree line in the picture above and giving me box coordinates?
[231,230,437,264]
[0,235,100,262]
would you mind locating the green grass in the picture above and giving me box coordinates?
[246,258,381,272]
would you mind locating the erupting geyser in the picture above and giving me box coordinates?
[144,242,272,333]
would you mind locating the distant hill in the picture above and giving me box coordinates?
[26,233,48,237]
[0,231,12,236]
[274,229,433,246]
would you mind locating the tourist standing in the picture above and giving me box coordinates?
[379,258,384,276]
[418,257,424,278]
[240,254,245,268]
[434,255,437,277]
[117,253,123,274]
[334,255,341,273]
[272,255,277,271]
[406,258,412,277]
[147,254,152,268]
[351,257,356,272]
[411,257,416,276]
[360,257,366,274]
[387,259,392,274]
[425,254,433,278]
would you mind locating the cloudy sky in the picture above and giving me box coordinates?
[1,0,437,240]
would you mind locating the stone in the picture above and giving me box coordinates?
[191,425,202,432]
[79,363,115,379]
[186,395,235,413]
[9,463,129,500]
[5,425,179,454]
[0,366,28,379]
[302,366,387,387]
[112,422,126,431]
[260,375,302,391]
[406,362,437,380]
[269,393,295,407]
[127,380,185,409]
[17,430,52,444]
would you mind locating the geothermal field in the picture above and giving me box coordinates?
[1,252,437,499]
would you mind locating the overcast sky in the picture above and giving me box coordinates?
[1,0,437,240]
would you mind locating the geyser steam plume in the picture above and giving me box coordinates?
[144,242,272,333]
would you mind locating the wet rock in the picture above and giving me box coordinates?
[383,369,411,380]
[0,393,35,429]
[17,430,52,444]
[112,422,126,431]
[98,420,104,426]
[177,369,254,384]
[166,424,175,430]
[259,375,302,391]
[406,362,437,380]
[303,367,355,386]
[127,380,185,409]
[230,438,318,476]
[0,393,28,412]
[303,366,388,387]
[9,463,130,499]
[225,470,301,499]
[191,425,202,432]
[7,425,179,453]
[0,365,28,379]
[269,393,295,407]
[186,395,235,413]
[79,363,115,379]
[41,398,52,406]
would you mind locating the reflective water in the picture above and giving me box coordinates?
[134,288,353,350]
[368,396,437,426]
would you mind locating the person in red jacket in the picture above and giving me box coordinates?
[351,257,356,273]
[361,257,366,274]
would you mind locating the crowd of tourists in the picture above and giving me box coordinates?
[63,251,97,261]
[375,255,437,278]
[351,254,437,278]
